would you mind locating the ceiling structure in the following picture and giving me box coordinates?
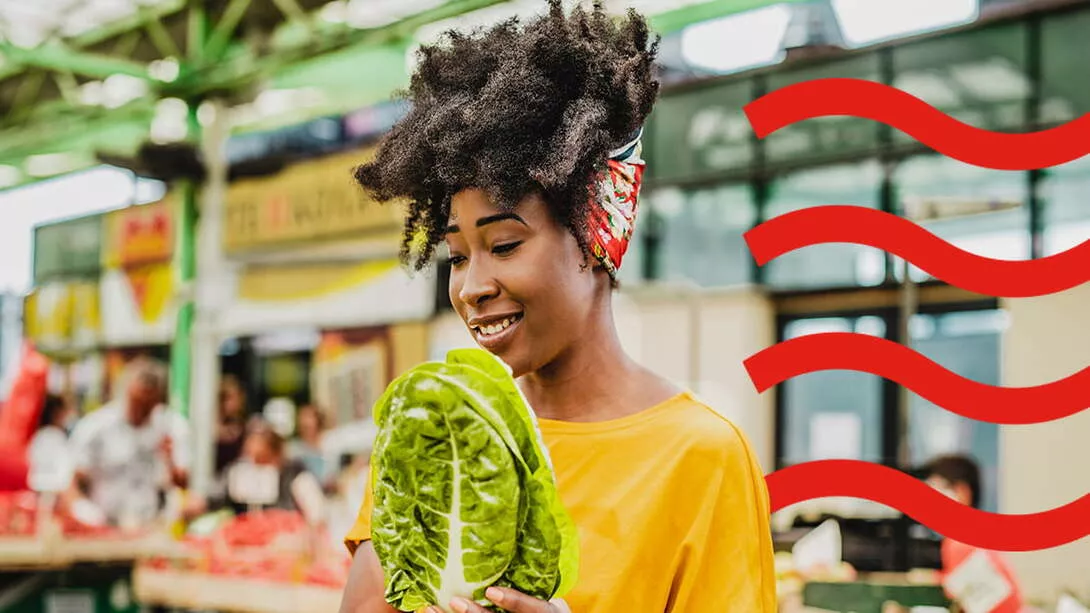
[0,0,809,191]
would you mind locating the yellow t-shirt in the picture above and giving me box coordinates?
[345,392,777,612]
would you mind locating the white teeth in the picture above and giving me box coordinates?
[476,316,519,337]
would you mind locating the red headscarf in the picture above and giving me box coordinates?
[587,128,645,277]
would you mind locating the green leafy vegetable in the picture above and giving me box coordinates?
[370,349,579,612]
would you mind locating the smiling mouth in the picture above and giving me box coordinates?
[472,314,523,338]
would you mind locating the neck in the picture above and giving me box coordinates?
[517,297,640,423]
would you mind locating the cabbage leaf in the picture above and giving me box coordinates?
[370,349,579,612]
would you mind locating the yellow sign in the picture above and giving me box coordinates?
[123,263,174,324]
[237,259,398,303]
[102,198,176,269]
[223,148,404,254]
[24,280,101,352]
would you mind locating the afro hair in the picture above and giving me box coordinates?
[354,0,660,275]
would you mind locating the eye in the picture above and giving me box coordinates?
[492,241,522,256]
[446,254,467,267]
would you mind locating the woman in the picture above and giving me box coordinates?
[288,404,332,487]
[924,455,1031,613]
[27,394,76,491]
[215,375,248,477]
[216,417,326,523]
[340,3,775,612]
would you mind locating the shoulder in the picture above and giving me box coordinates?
[661,394,751,449]
[73,404,119,436]
[656,393,761,472]
[30,427,66,451]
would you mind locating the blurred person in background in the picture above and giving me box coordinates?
[924,454,1032,613]
[68,357,189,528]
[213,417,327,526]
[27,394,76,490]
[215,374,248,477]
[288,403,334,490]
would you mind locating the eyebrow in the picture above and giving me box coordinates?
[445,213,527,234]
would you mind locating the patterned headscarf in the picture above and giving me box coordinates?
[587,128,645,277]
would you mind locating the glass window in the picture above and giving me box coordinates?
[764,160,887,289]
[893,23,1029,139]
[778,315,888,467]
[643,183,755,288]
[765,54,882,165]
[894,155,1029,281]
[1040,8,1090,124]
[645,79,756,182]
[1041,156,1090,256]
[907,309,1006,512]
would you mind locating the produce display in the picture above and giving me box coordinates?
[369,349,579,612]
[0,491,37,536]
[143,509,352,588]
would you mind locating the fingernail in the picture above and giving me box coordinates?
[450,598,470,613]
[485,587,504,604]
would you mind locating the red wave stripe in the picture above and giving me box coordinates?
[743,78,1090,170]
[766,460,1090,551]
[745,206,1090,298]
[745,333,1089,425]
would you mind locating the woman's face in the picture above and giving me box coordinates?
[445,189,602,377]
[243,432,279,466]
[297,408,321,439]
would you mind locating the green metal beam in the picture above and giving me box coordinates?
[187,2,210,64]
[173,0,510,98]
[143,12,184,59]
[0,101,154,161]
[204,0,254,63]
[0,41,152,81]
[169,101,200,421]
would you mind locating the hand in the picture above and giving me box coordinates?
[439,587,571,613]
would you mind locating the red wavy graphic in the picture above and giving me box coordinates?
[743,78,1090,170]
[745,333,1089,425]
[745,206,1090,298]
[766,461,1090,551]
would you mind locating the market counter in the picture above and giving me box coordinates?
[132,567,342,613]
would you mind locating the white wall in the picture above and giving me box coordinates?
[613,283,777,471]
[1000,287,1090,604]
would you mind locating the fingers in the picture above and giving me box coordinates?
[482,587,559,612]
[442,598,490,613]
[438,588,566,613]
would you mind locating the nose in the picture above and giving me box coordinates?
[455,257,500,308]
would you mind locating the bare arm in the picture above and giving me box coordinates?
[338,541,400,613]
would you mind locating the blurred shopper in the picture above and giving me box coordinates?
[288,404,333,489]
[219,417,326,526]
[68,357,189,528]
[924,454,1030,613]
[215,374,248,477]
[26,394,76,490]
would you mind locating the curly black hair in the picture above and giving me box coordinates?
[354,0,660,276]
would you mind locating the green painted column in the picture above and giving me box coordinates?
[168,102,200,419]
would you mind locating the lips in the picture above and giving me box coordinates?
[469,313,523,352]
